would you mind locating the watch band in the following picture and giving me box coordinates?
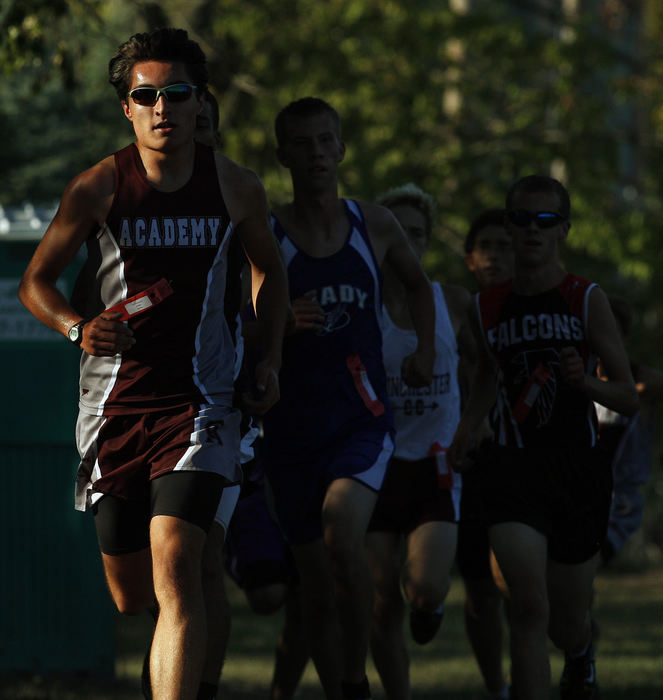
[68,320,86,346]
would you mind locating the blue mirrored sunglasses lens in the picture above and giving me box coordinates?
[509,211,562,228]
[535,213,562,228]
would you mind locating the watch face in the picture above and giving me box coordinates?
[68,324,81,343]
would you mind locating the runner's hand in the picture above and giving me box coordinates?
[81,312,135,356]
[289,291,325,333]
[401,347,434,388]
[241,361,280,415]
[559,346,586,389]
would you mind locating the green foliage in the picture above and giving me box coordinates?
[0,0,106,87]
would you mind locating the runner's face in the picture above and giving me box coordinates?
[277,112,345,191]
[507,191,569,269]
[389,204,429,260]
[466,225,514,289]
[122,60,203,153]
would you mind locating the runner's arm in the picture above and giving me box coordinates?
[561,286,638,416]
[448,301,498,470]
[226,165,289,413]
[380,209,436,388]
[18,161,134,356]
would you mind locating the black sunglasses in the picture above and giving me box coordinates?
[508,210,566,229]
[128,83,197,106]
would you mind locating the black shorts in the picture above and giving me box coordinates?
[456,468,492,580]
[477,442,612,565]
[368,455,462,535]
[93,471,228,555]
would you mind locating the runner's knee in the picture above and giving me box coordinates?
[509,586,549,630]
[113,587,154,616]
[101,547,154,616]
[403,576,448,612]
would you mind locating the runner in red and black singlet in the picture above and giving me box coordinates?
[456,208,514,700]
[477,273,598,450]
[449,176,637,700]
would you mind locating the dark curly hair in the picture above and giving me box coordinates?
[465,208,507,254]
[108,28,208,101]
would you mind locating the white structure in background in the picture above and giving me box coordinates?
[0,202,69,341]
[0,202,58,240]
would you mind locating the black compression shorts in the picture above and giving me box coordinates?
[93,471,227,555]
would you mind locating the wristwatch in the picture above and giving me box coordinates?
[67,320,87,347]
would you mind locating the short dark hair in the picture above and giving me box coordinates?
[377,183,435,239]
[506,175,571,219]
[465,208,507,254]
[274,97,341,148]
[108,28,208,101]
[204,89,220,131]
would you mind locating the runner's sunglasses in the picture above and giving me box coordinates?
[507,210,566,228]
[128,83,197,106]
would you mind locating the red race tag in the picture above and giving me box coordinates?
[512,363,552,424]
[430,442,453,490]
[346,353,385,417]
[105,278,173,321]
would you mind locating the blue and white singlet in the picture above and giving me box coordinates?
[262,199,394,457]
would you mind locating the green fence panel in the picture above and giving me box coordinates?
[1,236,114,676]
[1,446,114,675]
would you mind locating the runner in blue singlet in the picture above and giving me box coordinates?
[262,97,436,700]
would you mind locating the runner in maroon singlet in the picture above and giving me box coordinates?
[18,28,289,700]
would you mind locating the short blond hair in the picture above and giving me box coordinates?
[377,183,435,238]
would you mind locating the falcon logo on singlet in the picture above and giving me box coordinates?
[118,216,223,248]
[486,313,583,352]
[509,349,559,427]
[314,284,370,335]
